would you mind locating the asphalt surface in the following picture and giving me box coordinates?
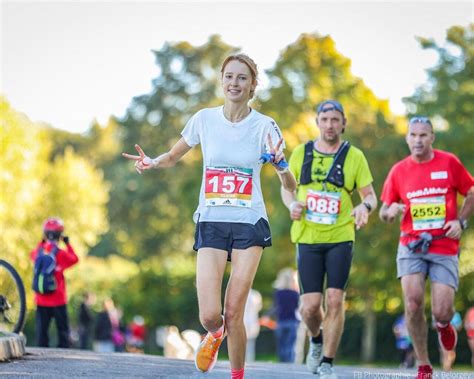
[0,348,473,378]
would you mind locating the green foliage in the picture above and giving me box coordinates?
[0,97,109,310]
[404,24,474,166]
[10,26,473,360]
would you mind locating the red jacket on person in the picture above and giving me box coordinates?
[30,240,79,307]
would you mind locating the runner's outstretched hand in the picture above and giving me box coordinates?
[266,134,288,171]
[122,144,154,174]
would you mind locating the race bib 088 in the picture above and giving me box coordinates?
[410,195,446,230]
[205,166,253,207]
[305,190,341,225]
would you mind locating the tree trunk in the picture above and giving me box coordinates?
[361,296,376,362]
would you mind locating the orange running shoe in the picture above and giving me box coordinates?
[195,325,226,372]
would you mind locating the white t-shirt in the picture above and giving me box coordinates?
[181,106,285,224]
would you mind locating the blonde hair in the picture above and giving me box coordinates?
[220,53,258,99]
[273,268,297,290]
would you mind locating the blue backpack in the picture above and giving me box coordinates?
[32,245,59,294]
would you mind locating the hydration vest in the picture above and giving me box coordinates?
[300,140,351,189]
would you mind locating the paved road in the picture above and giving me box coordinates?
[0,348,472,378]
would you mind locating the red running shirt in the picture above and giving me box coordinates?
[381,150,473,255]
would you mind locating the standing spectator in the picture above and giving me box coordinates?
[464,306,474,367]
[380,116,474,379]
[243,289,262,362]
[393,314,415,368]
[94,298,114,353]
[110,305,126,352]
[31,217,79,348]
[273,268,300,363]
[127,315,146,353]
[78,292,95,350]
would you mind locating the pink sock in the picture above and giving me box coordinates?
[210,321,224,339]
[231,367,244,379]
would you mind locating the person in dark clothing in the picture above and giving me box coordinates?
[94,298,114,353]
[78,292,95,350]
[273,268,300,362]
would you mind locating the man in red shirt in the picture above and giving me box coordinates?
[379,117,474,379]
[31,218,79,348]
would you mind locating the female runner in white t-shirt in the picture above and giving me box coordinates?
[123,54,296,378]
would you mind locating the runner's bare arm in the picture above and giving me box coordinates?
[148,138,192,168]
[443,185,474,239]
[351,184,377,230]
[281,186,305,221]
[457,185,474,224]
[122,138,192,174]
[277,168,297,192]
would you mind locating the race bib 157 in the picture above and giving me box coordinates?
[205,166,253,208]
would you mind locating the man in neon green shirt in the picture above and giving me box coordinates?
[281,100,377,378]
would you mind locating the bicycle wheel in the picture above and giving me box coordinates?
[0,259,26,334]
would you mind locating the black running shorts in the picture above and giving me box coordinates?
[193,218,272,261]
[297,241,354,293]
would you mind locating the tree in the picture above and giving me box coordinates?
[35,29,473,360]
[0,97,109,308]
[404,24,474,150]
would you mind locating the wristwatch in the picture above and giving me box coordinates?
[363,201,373,212]
[459,218,469,230]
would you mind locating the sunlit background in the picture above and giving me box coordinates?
[1,0,473,367]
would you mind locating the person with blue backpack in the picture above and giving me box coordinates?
[31,217,78,348]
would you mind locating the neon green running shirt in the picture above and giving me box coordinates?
[288,142,373,244]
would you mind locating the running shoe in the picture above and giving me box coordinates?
[416,364,433,379]
[194,326,226,372]
[437,323,457,351]
[305,338,323,374]
[317,362,337,379]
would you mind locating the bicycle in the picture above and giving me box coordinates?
[0,259,26,334]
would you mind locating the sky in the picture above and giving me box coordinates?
[1,1,473,134]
